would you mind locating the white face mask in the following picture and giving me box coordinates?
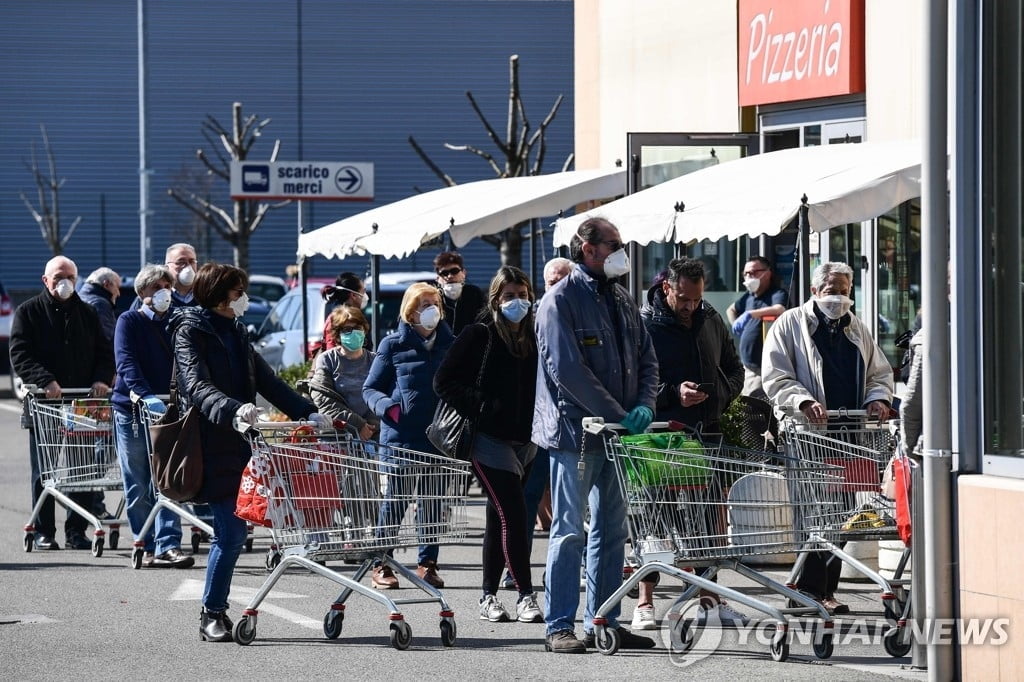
[442,282,463,300]
[54,279,74,301]
[603,248,631,278]
[150,288,172,313]
[500,298,531,324]
[743,277,761,295]
[816,294,853,320]
[417,305,440,331]
[228,292,250,319]
[177,265,196,287]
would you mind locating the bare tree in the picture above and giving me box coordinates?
[409,54,572,266]
[167,101,290,271]
[20,124,83,255]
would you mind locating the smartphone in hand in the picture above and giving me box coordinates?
[696,382,715,395]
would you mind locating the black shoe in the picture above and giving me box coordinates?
[33,535,61,550]
[65,532,92,550]
[545,629,586,654]
[150,548,195,569]
[200,608,233,642]
[583,626,656,650]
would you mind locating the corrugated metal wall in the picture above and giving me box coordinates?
[0,0,573,298]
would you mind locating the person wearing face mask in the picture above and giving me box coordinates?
[727,257,789,399]
[164,243,200,307]
[309,306,379,440]
[362,282,455,590]
[167,263,326,642]
[79,267,122,343]
[10,256,115,551]
[110,264,194,568]
[533,217,660,654]
[319,272,370,351]
[434,266,543,624]
[434,251,487,336]
[762,261,893,615]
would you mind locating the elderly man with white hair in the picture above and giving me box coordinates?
[79,266,122,342]
[761,261,893,614]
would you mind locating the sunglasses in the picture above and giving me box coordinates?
[598,240,623,251]
[437,267,463,278]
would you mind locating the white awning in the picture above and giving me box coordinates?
[299,168,626,260]
[553,140,924,247]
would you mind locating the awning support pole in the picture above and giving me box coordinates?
[370,223,380,348]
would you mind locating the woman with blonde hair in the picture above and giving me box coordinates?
[309,306,378,440]
[434,266,542,623]
[362,281,454,589]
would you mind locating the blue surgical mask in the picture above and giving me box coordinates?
[339,330,365,351]
[500,298,531,324]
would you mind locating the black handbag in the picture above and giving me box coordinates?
[426,330,492,461]
[149,360,204,502]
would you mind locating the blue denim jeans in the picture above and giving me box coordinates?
[522,447,550,549]
[203,497,248,613]
[376,464,441,566]
[544,446,628,636]
[114,409,182,554]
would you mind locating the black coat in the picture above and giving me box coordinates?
[440,283,487,337]
[434,321,537,443]
[167,306,315,502]
[640,285,744,430]
[9,289,115,390]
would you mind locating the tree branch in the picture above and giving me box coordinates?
[465,91,509,158]
[443,143,502,177]
[408,136,458,186]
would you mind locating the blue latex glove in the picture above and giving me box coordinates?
[731,311,752,335]
[141,395,167,417]
[622,405,654,435]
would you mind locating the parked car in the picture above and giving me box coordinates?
[252,272,436,372]
[248,274,288,304]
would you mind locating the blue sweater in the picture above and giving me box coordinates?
[112,308,174,415]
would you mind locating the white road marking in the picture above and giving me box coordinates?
[170,578,321,630]
[0,402,24,415]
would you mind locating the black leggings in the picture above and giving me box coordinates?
[796,550,843,598]
[473,459,533,596]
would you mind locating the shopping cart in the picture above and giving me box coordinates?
[232,423,472,649]
[129,398,255,569]
[781,408,912,657]
[22,390,125,557]
[585,418,837,662]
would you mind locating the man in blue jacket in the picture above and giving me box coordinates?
[533,217,659,653]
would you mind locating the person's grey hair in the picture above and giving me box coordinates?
[86,267,119,286]
[543,257,573,286]
[164,243,196,260]
[134,264,174,296]
[811,262,855,290]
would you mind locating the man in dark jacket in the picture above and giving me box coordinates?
[10,256,115,550]
[633,257,745,629]
[79,266,121,342]
[434,251,486,336]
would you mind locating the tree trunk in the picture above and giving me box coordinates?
[499,225,524,268]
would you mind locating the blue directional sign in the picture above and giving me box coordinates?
[230,161,374,201]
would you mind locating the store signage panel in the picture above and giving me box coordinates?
[737,0,865,107]
[230,161,374,201]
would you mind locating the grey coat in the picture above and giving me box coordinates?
[900,330,924,452]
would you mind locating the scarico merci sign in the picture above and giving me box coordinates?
[230,161,374,201]
[737,0,865,107]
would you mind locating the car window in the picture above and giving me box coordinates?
[260,295,299,335]
[249,281,287,303]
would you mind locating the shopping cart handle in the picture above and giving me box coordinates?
[582,418,673,435]
[25,386,96,397]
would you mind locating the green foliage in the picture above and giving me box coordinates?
[719,397,746,447]
[277,361,312,392]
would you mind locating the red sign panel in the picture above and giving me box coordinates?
[738,0,865,107]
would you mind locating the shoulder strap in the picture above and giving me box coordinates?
[475,326,493,389]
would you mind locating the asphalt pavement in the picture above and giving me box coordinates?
[0,374,927,681]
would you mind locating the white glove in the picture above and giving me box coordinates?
[232,402,261,433]
[306,413,332,430]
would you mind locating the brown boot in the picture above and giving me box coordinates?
[371,565,399,590]
[416,560,445,588]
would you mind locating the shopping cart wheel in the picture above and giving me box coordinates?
[883,627,911,658]
[92,536,104,558]
[233,615,257,646]
[439,618,456,647]
[24,533,34,553]
[812,632,834,659]
[389,621,412,650]
[769,629,790,662]
[245,537,253,552]
[595,625,620,656]
[191,532,202,555]
[131,547,144,570]
[323,610,344,639]
[109,529,120,550]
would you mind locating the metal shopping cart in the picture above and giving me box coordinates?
[22,390,125,557]
[781,409,912,657]
[232,423,472,649]
[585,418,837,662]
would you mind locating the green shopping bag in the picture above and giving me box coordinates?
[619,432,709,487]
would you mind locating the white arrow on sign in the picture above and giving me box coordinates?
[170,578,321,631]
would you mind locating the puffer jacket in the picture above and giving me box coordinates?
[79,280,117,342]
[900,330,924,452]
[167,306,315,502]
[362,319,454,454]
[761,299,893,415]
[531,265,659,452]
[640,285,744,429]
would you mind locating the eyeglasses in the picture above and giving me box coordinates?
[437,267,463,278]
[168,259,198,268]
[598,240,623,251]
[339,326,361,334]
[743,268,768,277]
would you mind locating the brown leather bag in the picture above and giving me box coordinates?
[149,360,204,501]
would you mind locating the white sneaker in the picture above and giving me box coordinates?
[696,601,750,627]
[479,594,510,622]
[516,592,544,623]
[631,604,657,630]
